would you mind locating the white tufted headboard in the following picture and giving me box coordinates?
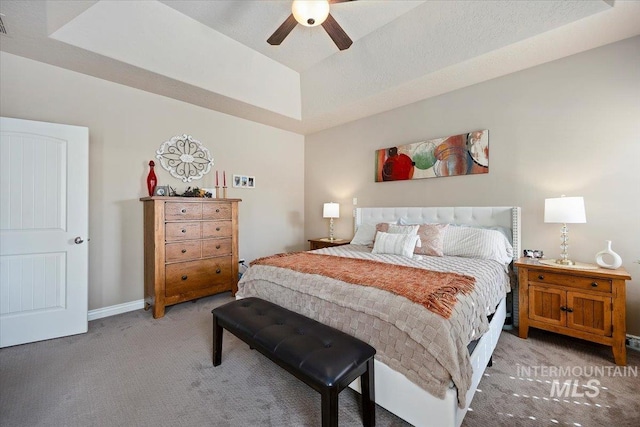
[354,206,521,261]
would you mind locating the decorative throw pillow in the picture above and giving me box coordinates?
[374,223,421,246]
[371,232,420,258]
[414,223,449,256]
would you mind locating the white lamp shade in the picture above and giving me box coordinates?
[292,0,330,27]
[544,196,586,224]
[323,202,339,218]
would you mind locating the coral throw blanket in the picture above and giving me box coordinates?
[251,252,476,319]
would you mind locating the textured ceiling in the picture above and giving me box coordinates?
[1,1,639,135]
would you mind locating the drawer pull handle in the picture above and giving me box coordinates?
[591,282,598,287]
[181,249,187,253]
[216,209,220,213]
[182,275,188,281]
[216,227,221,231]
[216,268,221,274]
[566,307,574,313]
[538,275,544,280]
[181,209,186,214]
[181,229,186,233]
[560,306,566,311]
[215,245,221,249]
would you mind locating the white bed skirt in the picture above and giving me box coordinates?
[349,296,506,427]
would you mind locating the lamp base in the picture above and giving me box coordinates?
[328,217,335,241]
[539,259,599,270]
[555,258,575,266]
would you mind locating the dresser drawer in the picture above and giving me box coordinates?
[529,269,612,293]
[165,222,200,241]
[202,203,232,220]
[202,238,232,257]
[202,221,233,239]
[165,241,202,263]
[165,202,202,220]
[165,258,233,297]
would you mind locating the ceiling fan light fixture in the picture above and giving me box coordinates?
[292,0,330,27]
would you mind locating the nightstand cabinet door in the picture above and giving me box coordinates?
[567,291,612,337]
[529,285,566,326]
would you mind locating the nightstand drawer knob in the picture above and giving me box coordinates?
[216,209,220,213]
[215,245,221,249]
[181,229,186,233]
[538,275,545,280]
[181,209,186,213]
[216,268,221,274]
[591,282,598,287]
[181,249,187,253]
[216,227,221,231]
[182,275,188,280]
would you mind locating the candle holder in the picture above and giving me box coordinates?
[215,186,220,199]
[222,187,227,199]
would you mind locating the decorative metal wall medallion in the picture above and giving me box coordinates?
[156,134,213,182]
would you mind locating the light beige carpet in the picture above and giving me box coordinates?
[1,292,638,426]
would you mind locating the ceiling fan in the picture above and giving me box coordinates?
[267,0,356,51]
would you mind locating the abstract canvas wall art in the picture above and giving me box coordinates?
[375,130,489,182]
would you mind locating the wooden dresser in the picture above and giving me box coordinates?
[141,197,241,318]
[515,257,631,365]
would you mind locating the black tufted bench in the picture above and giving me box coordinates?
[212,297,376,427]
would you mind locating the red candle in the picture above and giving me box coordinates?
[223,171,226,187]
[216,170,219,186]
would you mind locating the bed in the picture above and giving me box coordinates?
[237,206,521,427]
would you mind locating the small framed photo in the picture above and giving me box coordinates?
[154,185,169,196]
[233,174,255,189]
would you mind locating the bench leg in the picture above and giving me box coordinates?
[321,387,339,427]
[212,315,223,366]
[361,358,375,427]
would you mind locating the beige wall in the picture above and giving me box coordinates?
[0,52,305,311]
[305,36,640,334]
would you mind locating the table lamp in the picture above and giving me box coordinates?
[544,196,586,265]
[323,202,339,241]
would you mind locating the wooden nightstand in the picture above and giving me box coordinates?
[515,257,631,365]
[308,238,351,250]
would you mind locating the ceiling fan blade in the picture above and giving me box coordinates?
[321,13,353,50]
[267,14,298,45]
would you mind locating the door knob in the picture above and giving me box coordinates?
[74,237,84,244]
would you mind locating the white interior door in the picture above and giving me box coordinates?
[0,117,89,348]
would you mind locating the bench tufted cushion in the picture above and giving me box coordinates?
[212,297,376,388]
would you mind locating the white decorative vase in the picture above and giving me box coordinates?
[595,240,622,269]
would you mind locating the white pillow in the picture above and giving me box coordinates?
[351,222,398,246]
[350,223,377,246]
[443,227,513,264]
[375,223,421,247]
[372,232,420,258]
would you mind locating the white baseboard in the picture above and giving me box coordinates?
[627,334,640,352]
[88,299,145,321]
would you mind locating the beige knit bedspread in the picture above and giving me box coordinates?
[251,252,476,319]
[237,246,509,407]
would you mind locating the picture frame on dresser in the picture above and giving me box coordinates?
[140,196,241,318]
